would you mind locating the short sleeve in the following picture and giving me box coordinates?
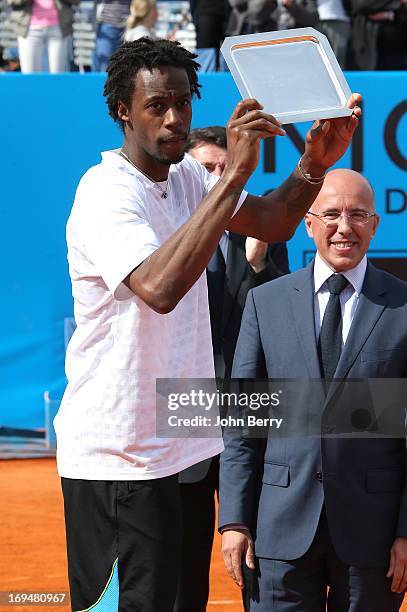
[75,172,160,300]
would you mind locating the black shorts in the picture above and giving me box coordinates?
[61,475,182,612]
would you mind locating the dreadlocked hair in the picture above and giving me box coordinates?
[104,38,201,130]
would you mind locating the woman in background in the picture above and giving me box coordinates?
[9,0,78,72]
[124,0,157,41]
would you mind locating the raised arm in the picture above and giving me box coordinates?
[227,93,362,241]
[126,95,361,313]
[125,99,286,313]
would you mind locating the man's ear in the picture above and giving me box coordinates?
[371,213,380,238]
[118,101,131,127]
[305,214,314,238]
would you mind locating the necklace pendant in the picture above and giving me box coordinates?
[120,151,170,199]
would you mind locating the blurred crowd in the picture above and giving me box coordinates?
[0,0,406,72]
[193,0,407,70]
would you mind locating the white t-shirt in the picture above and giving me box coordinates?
[55,151,247,480]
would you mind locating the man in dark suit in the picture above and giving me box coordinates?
[219,169,407,610]
[185,127,290,380]
[174,127,290,611]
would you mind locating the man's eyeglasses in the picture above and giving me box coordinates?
[307,211,376,228]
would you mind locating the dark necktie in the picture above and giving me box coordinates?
[207,244,226,307]
[318,274,349,380]
[207,244,226,378]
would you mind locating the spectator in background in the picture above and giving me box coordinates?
[189,0,198,25]
[193,0,230,68]
[227,0,277,34]
[0,45,20,71]
[227,0,319,35]
[315,0,350,68]
[275,0,319,29]
[8,0,78,72]
[124,0,157,42]
[175,125,290,612]
[92,0,130,71]
[185,126,290,382]
[349,0,407,69]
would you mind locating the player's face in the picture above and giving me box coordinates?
[305,172,379,272]
[120,66,192,178]
[189,143,227,176]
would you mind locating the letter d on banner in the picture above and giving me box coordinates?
[386,189,407,214]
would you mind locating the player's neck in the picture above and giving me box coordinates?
[122,141,170,182]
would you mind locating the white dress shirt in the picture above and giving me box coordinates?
[219,230,229,262]
[313,253,367,346]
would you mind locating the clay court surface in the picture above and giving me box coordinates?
[0,459,405,612]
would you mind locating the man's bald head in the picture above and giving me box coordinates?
[305,169,379,273]
[312,169,375,213]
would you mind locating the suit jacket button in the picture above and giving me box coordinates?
[315,472,323,482]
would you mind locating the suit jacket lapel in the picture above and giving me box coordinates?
[335,263,387,378]
[325,263,387,405]
[222,233,247,333]
[290,263,322,378]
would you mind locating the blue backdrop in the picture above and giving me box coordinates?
[0,72,406,428]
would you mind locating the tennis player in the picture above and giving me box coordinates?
[54,37,361,611]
